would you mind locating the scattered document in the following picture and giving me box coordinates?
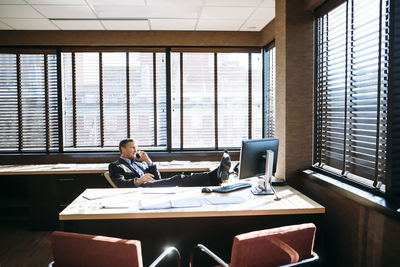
[138,197,202,210]
[82,190,135,200]
[203,196,246,205]
[141,187,178,194]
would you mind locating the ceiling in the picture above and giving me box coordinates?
[0,0,275,31]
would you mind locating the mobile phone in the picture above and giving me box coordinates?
[135,153,141,160]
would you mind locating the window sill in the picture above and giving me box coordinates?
[299,168,400,222]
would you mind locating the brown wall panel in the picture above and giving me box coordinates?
[0,30,264,47]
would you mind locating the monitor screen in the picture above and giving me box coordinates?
[238,138,279,179]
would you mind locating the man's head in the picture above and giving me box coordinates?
[119,138,137,159]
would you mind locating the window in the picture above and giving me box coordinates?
[0,47,276,153]
[315,0,389,188]
[264,45,276,138]
[0,51,58,152]
[62,51,166,150]
[170,50,264,150]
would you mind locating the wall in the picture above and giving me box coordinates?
[274,0,400,266]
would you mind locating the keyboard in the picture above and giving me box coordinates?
[212,182,252,193]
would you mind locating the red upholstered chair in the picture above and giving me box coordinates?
[190,223,318,267]
[49,231,181,267]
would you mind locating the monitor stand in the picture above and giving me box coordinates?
[252,150,274,195]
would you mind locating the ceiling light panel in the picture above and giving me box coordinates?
[25,0,87,4]
[93,6,199,19]
[0,20,12,29]
[250,7,274,21]
[52,19,104,30]
[240,19,268,31]
[33,5,96,19]
[1,18,58,30]
[101,20,149,30]
[150,19,196,30]
[0,5,43,18]
[260,0,275,8]
[196,19,243,31]
[204,0,262,7]
[147,0,202,6]
[87,0,145,5]
[200,7,254,20]
[0,0,26,4]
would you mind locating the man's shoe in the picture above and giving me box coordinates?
[217,150,231,183]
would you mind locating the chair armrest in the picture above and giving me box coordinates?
[149,246,181,267]
[280,251,319,267]
[190,244,229,267]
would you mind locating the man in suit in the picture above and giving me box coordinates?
[109,138,231,188]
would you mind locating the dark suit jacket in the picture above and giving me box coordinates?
[108,158,161,188]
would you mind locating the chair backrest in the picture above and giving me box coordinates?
[229,223,316,267]
[50,231,143,267]
[104,171,118,188]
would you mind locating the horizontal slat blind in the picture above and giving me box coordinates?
[0,54,18,151]
[62,51,167,149]
[315,0,389,186]
[217,53,248,147]
[181,53,215,149]
[264,46,276,138]
[170,51,264,150]
[0,53,58,152]
[252,53,263,140]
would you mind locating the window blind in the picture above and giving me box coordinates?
[315,0,389,186]
[264,46,276,138]
[0,53,58,152]
[170,51,264,150]
[62,51,167,150]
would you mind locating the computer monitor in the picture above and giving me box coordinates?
[238,138,279,179]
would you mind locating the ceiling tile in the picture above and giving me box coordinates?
[0,20,12,29]
[101,20,149,30]
[260,0,275,8]
[204,0,262,7]
[250,7,274,20]
[147,0,202,6]
[150,19,196,30]
[196,19,243,31]
[33,5,96,19]
[200,7,254,20]
[52,19,104,30]
[87,0,145,5]
[93,5,199,19]
[0,5,43,18]
[25,0,86,4]
[0,0,26,4]
[2,18,58,30]
[240,19,268,31]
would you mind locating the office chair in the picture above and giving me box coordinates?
[190,223,318,267]
[104,171,118,188]
[49,231,181,267]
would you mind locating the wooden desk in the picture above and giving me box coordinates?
[60,178,325,266]
[0,161,218,175]
[0,161,218,230]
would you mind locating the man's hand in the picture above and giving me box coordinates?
[136,173,154,185]
[136,151,152,165]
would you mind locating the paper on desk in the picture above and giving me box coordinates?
[141,187,178,194]
[82,190,135,200]
[203,196,246,205]
[138,197,202,210]
[169,160,191,165]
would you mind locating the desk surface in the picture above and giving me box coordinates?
[59,178,325,221]
[0,161,219,175]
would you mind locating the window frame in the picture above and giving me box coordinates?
[0,45,276,155]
